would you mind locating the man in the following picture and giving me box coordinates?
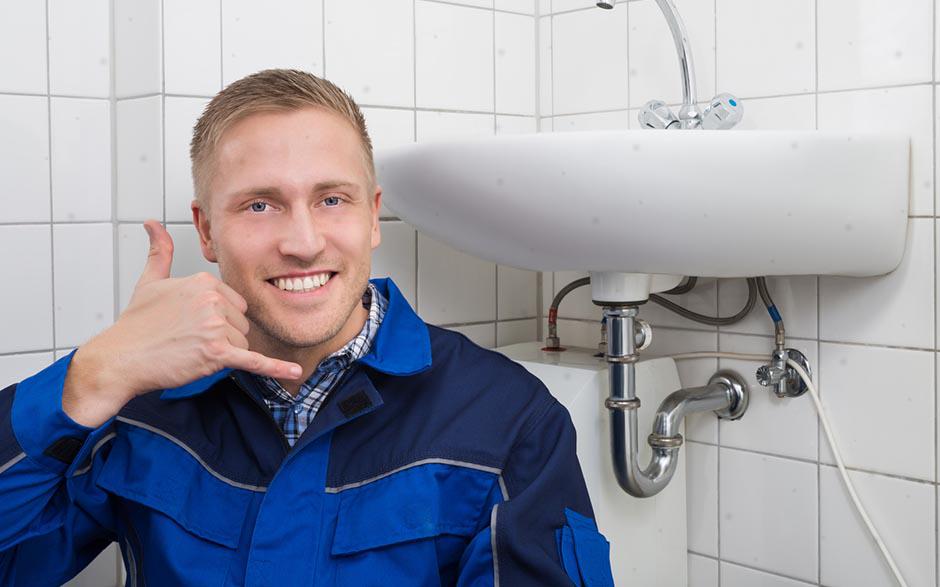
[0,69,613,586]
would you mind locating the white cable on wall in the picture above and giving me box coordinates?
[663,351,908,587]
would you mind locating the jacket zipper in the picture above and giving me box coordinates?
[228,373,291,454]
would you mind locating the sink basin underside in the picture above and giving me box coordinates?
[376,130,910,278]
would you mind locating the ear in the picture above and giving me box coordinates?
[370,187,383,250]
[191,199,218,263]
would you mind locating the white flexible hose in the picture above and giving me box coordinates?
[663,351,908,587]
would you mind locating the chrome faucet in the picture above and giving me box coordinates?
[597,0,743,130]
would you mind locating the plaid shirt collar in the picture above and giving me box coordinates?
[251,282,387,445]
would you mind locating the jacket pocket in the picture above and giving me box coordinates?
[95,424,256,585]
[555,508,615,587]
[330,461,501,584]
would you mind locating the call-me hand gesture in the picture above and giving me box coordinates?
[62,220,302,428]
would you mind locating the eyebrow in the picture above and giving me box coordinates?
[231,180,360,200]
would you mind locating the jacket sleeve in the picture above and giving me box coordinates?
[0,350,119,586]
[457,394,615,587]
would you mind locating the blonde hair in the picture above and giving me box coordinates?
[190,69,374,211]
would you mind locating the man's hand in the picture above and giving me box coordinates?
[61,220,302,428]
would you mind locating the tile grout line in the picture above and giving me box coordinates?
[6,79,940,107]
[933,5,940,586]
[412,0,419,313]
[160,0,167,252]
[814,0,821,582]
[713,2,721,576]
[687,440,939,488]
[110,0,120,349]
[493,5,498,344]
[534,2,542,340]
[45,0,56,356]
[689,549,818,586]
[933,2,939,582]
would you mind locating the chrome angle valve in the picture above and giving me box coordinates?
[756,348,812,398]
[638,93,744,130]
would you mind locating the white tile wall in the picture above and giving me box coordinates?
[818,342,934,480]
[52,223,114,349]
[551,7,628,114]
[4,4,540,585]
[720,448,818,582]
[417,233,497,324]
[371,220,417,307]
[0,352,56,389]
[496,12,536,115]
[50,98,112,222]
[496,318,538,346]
[688,553,719,587]
[164,0,222,96]
[164,97,210,222]
[117,97,164,221]
[716,0,815,98]
[221,0,324,85]
[325,0,414,108]
[819,217,934,349]
[48,0,111,98]
[0,0,47,94]
[416,1,494,111]
[0,95,51,223]
[113,0,162,98]
[496,114,537,134]
[817,0,933,92]
[686,441,718,558]
[721,562,816,587]
[416,110,495,141]
[819,466,935,587]
[0,226,53,354]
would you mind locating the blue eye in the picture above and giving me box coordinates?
[323,196,341,207]
[248,201,268,213]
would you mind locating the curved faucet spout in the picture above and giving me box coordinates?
[597,0,700,128]
[653,0,698,125]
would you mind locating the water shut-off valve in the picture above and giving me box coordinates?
[756,348,812,398]
[639,93,743,130]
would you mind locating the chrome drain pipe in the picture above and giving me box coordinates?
[604,305,748,498]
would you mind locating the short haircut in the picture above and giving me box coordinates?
[190,68,374,212]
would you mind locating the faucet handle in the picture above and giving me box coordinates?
[701,93,743,130]
[638,100,680,130]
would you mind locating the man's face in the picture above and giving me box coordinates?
[193,106,381,350]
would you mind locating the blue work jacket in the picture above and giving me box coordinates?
[0,277,614,586]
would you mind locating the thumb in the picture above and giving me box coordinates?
[137,220,174,287]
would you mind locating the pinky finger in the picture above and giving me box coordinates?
[222,346,303,380]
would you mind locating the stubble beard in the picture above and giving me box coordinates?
[220,258,372,352]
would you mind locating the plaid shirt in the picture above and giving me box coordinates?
[252,282,387,447]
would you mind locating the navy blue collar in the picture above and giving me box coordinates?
[161,277,432,400]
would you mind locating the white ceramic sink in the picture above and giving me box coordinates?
[376,130,910,300]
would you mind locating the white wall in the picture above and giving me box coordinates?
[541,0,938,586]
[0,1,539,585]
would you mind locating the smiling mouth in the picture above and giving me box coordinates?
[267,272,336,294]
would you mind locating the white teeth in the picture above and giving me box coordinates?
[271,272,331,293]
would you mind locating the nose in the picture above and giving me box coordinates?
[276,207,326,261]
